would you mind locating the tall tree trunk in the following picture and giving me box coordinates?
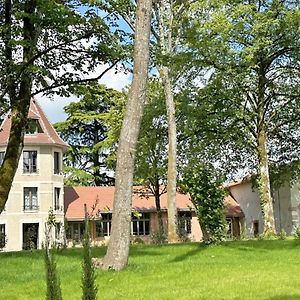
[100,0,152,271]
[0,0,36,213]
[256,67,276,236]
[160,67,178,242]
[256,125,276,235]
[153,179,164,234]
[157,0,179,243]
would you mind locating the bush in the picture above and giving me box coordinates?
[45,209,62,300]
[277,229,287,240]
[180,164,227,244]
[81,216,97,300]
[293,227,300,240]
[151,231,167,245]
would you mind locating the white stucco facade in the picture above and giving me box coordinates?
[229,180,300,236]
[0,144,65,251]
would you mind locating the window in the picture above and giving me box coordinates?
[131,213,150,236]
[54,188,61,211]
[23,151,37,173]
[25,119,43,135]
[226,218,233,238]
[54,152,60,174]
[96,213,112,237]
[253,220,259,237]
[23,187,38,211]
[178,211,192,235]
[66,222,85,242]
[0,224,6,249]
[55,222,61,240]
[0,152,4,166]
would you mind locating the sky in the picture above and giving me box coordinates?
[37,66,131,124]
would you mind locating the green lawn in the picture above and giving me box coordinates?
[1,240,300,299]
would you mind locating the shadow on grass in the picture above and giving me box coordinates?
[222,239,300,252]
[170,243,207,263]
[267,295,300,299]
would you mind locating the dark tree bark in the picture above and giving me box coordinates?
[0,0,37,213]
[100,0,152,271]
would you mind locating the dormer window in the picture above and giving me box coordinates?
[25,119,43,135]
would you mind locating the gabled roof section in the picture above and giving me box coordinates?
[0,98,68,148]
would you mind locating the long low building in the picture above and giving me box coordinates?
[64,186,245,245]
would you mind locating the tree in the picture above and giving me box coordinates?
[105,0,195,243]
[100,0,153,271]
[55,84,126,186]
[180,164,227,244]
[181,0,300,235]
[0,0,125,212]
[81,205,97,300]
[134,80,168,235]
[44,210,62,300]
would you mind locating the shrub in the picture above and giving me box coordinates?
[277,229,287,240]
[180,164,227,244]
[45,209,62,300]
[81,212,97,300]
[151,231,167,245]
[293,227,300,240]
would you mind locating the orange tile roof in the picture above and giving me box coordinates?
[64,186,244,220]
[0,98,67,148]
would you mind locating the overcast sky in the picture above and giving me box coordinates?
[38,67,131,124]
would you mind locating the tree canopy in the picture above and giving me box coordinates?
[55,84,126,186]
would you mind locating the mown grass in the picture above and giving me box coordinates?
[1,240,300,299]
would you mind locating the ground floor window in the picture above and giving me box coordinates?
[178,211,192,235]
[0,224,6,249]
[132,213,150,236]
[67,222,85,242]
[226,218,233,238]
[96,213,112,237]
[253,220,259,237]
[23,223,39,250]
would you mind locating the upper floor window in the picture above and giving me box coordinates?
[54,152,60,174]
[25,119,43,135]
[23,151,37,173]
[24,187,38,211]
[0,152,4,167]
[132,212,150,236]
[54,187,61,211]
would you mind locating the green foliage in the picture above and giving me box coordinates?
[54,84,126,186]
[45,250,62,300]
[81,218,97,300]
[293,227,300,240]
[277,229,287,240]
[150,231,167,245]
[179,0,300,179]
[180,164,227,244]
[45,210,62,300]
